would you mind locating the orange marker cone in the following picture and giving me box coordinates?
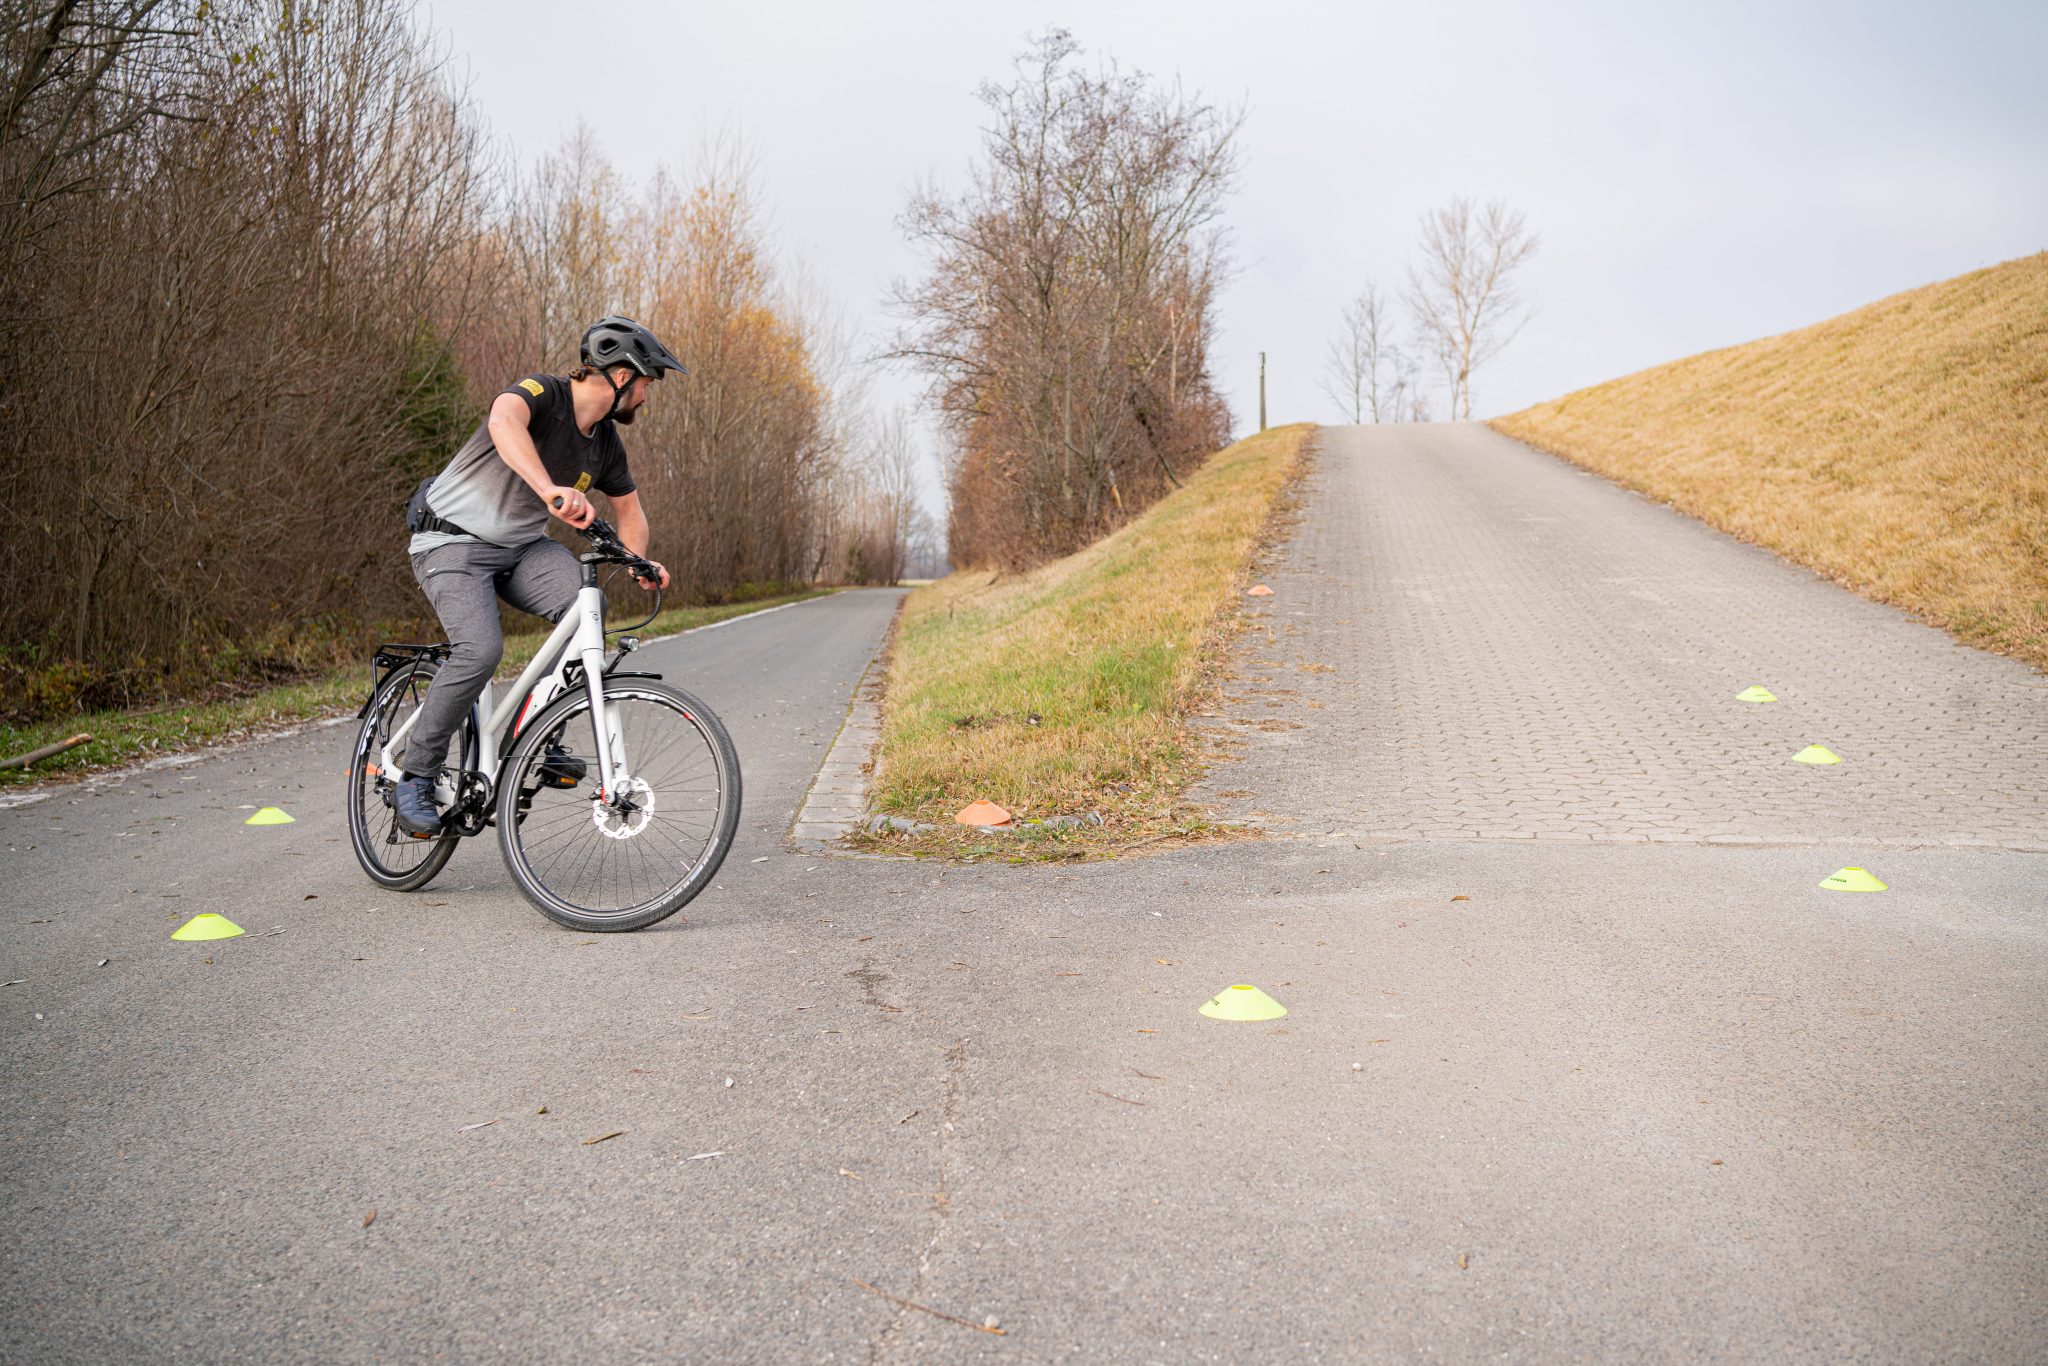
[955,800,1013,827]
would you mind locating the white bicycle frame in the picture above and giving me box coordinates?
[379,580,627,811]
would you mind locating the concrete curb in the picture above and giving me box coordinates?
[788,654,885,851]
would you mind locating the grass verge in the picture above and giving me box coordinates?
[0,590,833,787]
[853,423,1315,861]
[1492,251,2048,671]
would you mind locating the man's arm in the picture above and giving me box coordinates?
[486,392,595,528]
[609,491,671,589]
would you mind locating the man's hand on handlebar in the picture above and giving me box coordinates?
[545,486,595,529]
[548,495,667,589]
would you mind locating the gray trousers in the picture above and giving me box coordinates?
[405,538,583,774]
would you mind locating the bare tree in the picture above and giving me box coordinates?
[893,30,1239,568]
[1319,281,1403,423]
[1403,196,1539,420]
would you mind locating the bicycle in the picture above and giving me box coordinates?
[345,512,742,932]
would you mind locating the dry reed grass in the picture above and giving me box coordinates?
[1493,252,2047,670]
[862,424,1314,857]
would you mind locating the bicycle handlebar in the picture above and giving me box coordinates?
[550,496,662,582]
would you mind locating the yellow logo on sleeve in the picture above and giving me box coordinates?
[517,378,544,397]
[574,473,592,493]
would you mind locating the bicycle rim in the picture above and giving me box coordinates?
[498,683,740,931]
[346,663,461,890]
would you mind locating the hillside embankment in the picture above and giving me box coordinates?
[1493,252,2048,671]
[859,423,1315,858]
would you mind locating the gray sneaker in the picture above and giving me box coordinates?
[392,774,443,837]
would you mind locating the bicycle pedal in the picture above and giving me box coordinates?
[537,747,586,789]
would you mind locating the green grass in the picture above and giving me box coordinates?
[0,590,832,786]
[858,424,1314,858]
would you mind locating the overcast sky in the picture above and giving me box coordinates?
[423,0,2046,456]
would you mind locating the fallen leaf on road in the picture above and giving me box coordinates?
[1136,1028,1158,1034]
[1451,895,1470,902]
[838,1168,863,1180]
[425,901,446,907]
[1369,1038,1390,1044]
[303,894,317,900]
[1054,971,1081,977]
[582,1131,625,1145]
[1155,959,1175,966]
[457,1119,498,1133]
[362,1209,376,1228]
[857,935,873,942]
[96,959,109,967]
[1458,1253,1469,1271]
[536,1106,548,1115]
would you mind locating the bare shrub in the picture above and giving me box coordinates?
[0,0,493,719]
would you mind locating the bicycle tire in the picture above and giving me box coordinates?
[496,680,741,932]
[345,659,471,891]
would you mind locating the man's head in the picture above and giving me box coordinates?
[579,316,686,423]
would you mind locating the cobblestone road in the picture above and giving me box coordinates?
[1196,423,2048,851]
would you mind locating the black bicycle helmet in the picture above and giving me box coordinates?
[580,315,688,380]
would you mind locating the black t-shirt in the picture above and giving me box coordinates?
[412,374,637,550]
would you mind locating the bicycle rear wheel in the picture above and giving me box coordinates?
[496,680,741,932]
[346,659,467,891]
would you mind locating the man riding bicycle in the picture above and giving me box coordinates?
[394,316,682,836]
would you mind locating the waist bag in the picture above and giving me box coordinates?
[405,476,470,537]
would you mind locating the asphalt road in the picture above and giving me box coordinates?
[4,428,2045,1363]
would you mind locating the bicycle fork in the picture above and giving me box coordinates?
[577,588,624,804]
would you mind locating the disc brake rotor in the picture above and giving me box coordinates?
[593,776,654,840]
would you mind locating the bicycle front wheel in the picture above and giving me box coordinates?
[496,681,742,932]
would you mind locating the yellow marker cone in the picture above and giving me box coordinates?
[1198,983,1287,1021]
[1736,686,1777,703]
[1820,867,1888,892]
[171,913,244,941]
[1792,745,1842,765]
[245,807,294,825]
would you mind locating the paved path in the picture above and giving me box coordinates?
[3,452,2044,1362]
[1196,423,2048,851]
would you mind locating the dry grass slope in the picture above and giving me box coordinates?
[866,424,1313,853]
[1494,252,2048,670]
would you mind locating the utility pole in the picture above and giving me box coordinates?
[1258,352,1267,432]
